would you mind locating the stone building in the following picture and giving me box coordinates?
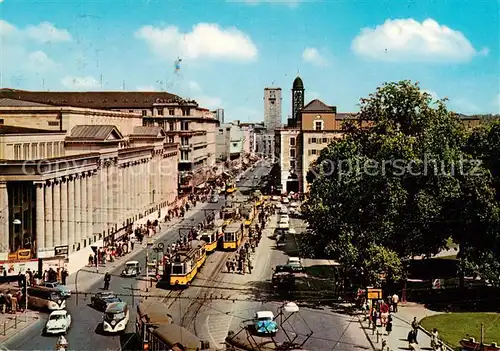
[0,90,218,193]
[216,122,243,162]
[263,87,282,132]
[0,98,179,275]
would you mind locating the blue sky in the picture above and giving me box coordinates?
[0,0,498,122]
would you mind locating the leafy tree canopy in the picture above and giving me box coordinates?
[303,80,500,286]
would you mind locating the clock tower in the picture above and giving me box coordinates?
[291,76,305,127]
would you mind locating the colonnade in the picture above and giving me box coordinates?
[35,172,95,252]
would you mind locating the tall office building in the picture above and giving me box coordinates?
[214,108,225,124]
[263,87,282,132]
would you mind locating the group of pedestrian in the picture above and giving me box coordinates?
[0,290,22,314]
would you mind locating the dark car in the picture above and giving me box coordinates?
[90,292,121,311]
[272,265,295,289]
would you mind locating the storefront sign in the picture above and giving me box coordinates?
[54,245,69,257]
[37,248,55,259]
[366,288,382,300]
[0,259,38,276]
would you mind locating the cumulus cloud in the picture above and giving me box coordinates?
[25,22,72,43]
[188,81,201,92]
[61,76,100,89]
[351,18,487,63]
[136,85,157,91]
[302,47,327,66]
[135,23,257,61]
[196,95,222,109]
[28,51,57,71]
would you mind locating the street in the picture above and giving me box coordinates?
[5,163,270,351]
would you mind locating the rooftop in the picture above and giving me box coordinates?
[302,99,335,113]
[0,97,54,107]
[0,89,183,109]
[67,125,123,141]
[0,125,66,135]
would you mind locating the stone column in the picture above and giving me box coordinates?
[92,169,100,236]
[107,164,114,229]
[87,172,93,241]
[52,179,61,247]
[44,181,53,249]
[155,156,160,205]
[67,176,75,250]
[101,164,108,234]
[60,177,68,246]
[0,182,9,253]
[112,164,118,228]
[74,175,81,246]
[80,174,88,244]
[35,182,45,252]
[132,163,137,213]
[119,166,124,225]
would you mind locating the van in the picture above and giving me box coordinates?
[287,257,303,272]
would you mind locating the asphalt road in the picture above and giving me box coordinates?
[5,162,269,351]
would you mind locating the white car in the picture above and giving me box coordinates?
[279,214,289,222]
[289,202,300,208]
[44,310,71,335]
[281,197,290,204]
[271,196,280,201]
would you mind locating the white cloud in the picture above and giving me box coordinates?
[0,19,17,37]
[25,22,72,43]
[61,76,100,89]
[302,47,327,66]
[135,23,257,61]
[136,85,157,91]
[351,18,486,62]
[28,50,57,71]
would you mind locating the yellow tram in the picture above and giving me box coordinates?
[136,302,173,351]
[199,221,224,253]
[150,324,210,351]
[222,222,243,250]
[164,241,206,287]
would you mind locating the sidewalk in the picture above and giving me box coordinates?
[358,302,447,351]
[65,200,211,292]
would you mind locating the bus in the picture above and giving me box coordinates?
[102,301,129,333]
[136,302,173,351]
[222,222,243,250]
[27,286,66,311]
[150,324,210,351]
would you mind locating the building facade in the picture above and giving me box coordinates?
[215,122,243,161]
[263,88,282,132]
[0,90,217,193]
[213,108,225,124]
[0,121,178,275]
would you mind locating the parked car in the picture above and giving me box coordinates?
[40,281,72,298]
[91,292,122,311]
[287,257,303,272]
[44,310,71,335]
[254,311,278,336]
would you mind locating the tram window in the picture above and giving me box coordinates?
[224,233,235,241]
[171,264,184,274]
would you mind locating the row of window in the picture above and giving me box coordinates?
[308,149,321,156]
[12,141,64,160]
[308,137,335,144]
[138,108,192,117]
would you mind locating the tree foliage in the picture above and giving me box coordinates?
[303,80,500,286]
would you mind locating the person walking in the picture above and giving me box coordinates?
[104,272,111,290]
[411,317,420,343]
[392,293,399,312]
[386,314,393,335]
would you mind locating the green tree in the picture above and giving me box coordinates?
[303,80,500,286]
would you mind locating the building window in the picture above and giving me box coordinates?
[0,119,4,124]
[290,149,295,158]
[290,137,296,146]
[311,149,317,155]
[310,137,317,144]
[48,121,59,126]
[181,121,189,131]
[129,110,134,113]
[169,122,175,131]
[181,137,189,146]
[157,108,164,116]
[169,109,174,116]
[181,150,189,161]
[290,160,296,168]
[39,143,45,158]
[315,120,324,131]
[31,144,37,159]
[23,144,30,159]
[323,137,328,143]
[14,144,21,160]
[142,110,147,116]
[219,129,223,134]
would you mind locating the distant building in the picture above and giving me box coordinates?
[240,122,264,156]
[215,122,243,161]
[213,108,225,124]
[263,87,282,132]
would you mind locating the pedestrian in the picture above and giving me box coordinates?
[61,269,68,285]
[104,272,111,290]
[226,261,231,273]
[411,317,419,343]
[131,241,135,251]
[392,293,399,312]
[386,314,393,335]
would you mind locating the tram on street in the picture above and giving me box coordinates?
[163,242,206,287]
[199,221,224,253]
[150,324,210,351]
[136,302,173,351]
[222,222,243,250]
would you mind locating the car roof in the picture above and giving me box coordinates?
[256,311,274,318]
[105,302,127,313]
[288,257,300,262]
[126,261,139,264]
